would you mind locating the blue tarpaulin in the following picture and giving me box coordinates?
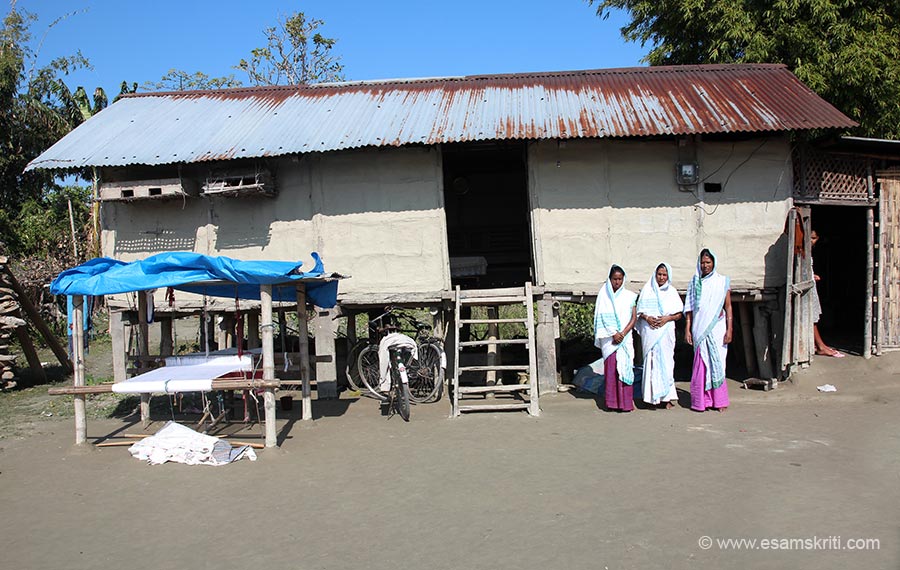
[50,252,340,308]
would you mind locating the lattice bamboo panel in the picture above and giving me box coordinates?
[793,147,869,201]
[878,171,900,348]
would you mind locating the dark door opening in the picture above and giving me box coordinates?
[810,205,868,353]
[442,142,533,289]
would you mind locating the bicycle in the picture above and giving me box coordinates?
[356,308,445,404]
[385,342,412,421]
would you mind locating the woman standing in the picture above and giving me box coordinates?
[594,265,638,412]
[636,263,683,408]
[684,249,732,412]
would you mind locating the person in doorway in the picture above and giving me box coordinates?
[810,230,844,357]
[594,265,638,412]
[684,249,732,412]
[636,263,684,408]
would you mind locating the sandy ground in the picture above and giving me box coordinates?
[0,353,898,570]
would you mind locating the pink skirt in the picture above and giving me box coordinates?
[690,353,729,411]
[604,351,634,412]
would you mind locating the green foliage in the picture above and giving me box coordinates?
[236,11,345,86]
[590,0,900,138]
[144,69,242,92]
[559,302,595,342]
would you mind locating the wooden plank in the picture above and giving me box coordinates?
[485,306,499,385]
[457,286,526,298]
[137,291,150,428]
[459,318,527,325]
[457,384,530,394]
[13,317,45,382]
[313,307,338,399]
[781,208,796,373]
[525,281,540,416]
[865,206,874,358]
[459,338,529,348]
[452,286,461,418]
[459,295,528,305]
[458,403,529,412]
[536,296,558,395]
[458,365,530,372]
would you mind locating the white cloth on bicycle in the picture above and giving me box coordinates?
[378,332,418,392]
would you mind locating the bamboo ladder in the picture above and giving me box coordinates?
[451,283,539,417]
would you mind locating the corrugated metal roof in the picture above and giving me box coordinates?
[26,64,856,171]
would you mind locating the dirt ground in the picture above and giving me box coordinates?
[0,352,898,570]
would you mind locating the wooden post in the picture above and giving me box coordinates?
[864,206,875,358]
[485,306,499,386]
[159,317,174,357]
[738,302,758,378]
[247,311,260,350]
[296,285,312,420]
[137,291,151,427]
[753,304,774,380]
[536,296,559,394]
[72,294,87,445]
[876,191,885,356]
[780,209,796,374]
[260,285,277,448]
[13,321,45,383]
[314,307,337,399]
[109,310,127,383]
[216,313,228,351]
[525,282,540,416]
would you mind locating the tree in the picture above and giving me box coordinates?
[236,11,344,86]
[143,68,242,91]
[590,0,900,139]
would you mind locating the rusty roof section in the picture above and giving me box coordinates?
[26,64,856,170]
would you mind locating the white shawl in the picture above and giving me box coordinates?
[593,267,637,385]
[636,263,684,399]
[684,250,730,390]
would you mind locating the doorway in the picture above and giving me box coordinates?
[442,142,533,289]
[810,205,868,353]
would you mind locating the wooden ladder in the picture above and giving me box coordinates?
[451,283,539,417]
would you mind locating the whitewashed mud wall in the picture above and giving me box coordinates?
[101,146,450,299]
[528,137,792,292]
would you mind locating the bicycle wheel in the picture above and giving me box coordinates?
[345,339,369,392]
[392,364,411,421]
[408,342,444,403]
[357,345,387,400]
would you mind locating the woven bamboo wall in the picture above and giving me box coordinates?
[793,146,869,202]
[877,170,900,348]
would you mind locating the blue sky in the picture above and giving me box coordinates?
[18,0,647,97]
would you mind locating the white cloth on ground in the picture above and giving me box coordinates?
[377,332,418,392]
[128,421,257,465]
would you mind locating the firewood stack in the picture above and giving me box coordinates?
[0,256,26,390]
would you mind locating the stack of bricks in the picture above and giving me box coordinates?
[0,256,25,390]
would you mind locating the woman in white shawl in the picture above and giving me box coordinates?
[593,265,638,412]
[684,249,732,412]
[636,263,683,408]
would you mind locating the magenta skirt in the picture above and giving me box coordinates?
[604,351,634,412]
[690,353,729,411]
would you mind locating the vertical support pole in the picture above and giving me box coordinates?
[216,313,228,351]
[876,192,885,357]
[110,309,127,383]
[781,209,796,374]
[296,285,312,420]
[247,311,260,350]
[485,306,499,386]
[865,206,875,359]
[159,317,174,357]
[72,294,87,445]
[314,307,338,399]
[536,296,559,394]
[137,291,150,427]
[525,282,540,417]
[738,302,758,378]
[260,284,277,448]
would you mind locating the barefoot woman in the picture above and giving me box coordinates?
[636,263,683,408]
[684,249,732,412]
[594,265,638,412]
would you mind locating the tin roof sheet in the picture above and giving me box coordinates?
[26,64,856,171]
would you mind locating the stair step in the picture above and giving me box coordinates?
[458,365,529,372]
[459,296,527,305]
[457,287,527,298]
[459,339,529,348]
[458,384,529,394]
[459,318,527,325]
[459,403,530,412]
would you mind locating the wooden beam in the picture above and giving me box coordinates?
[108,310,126,383]
[535,297,559,394]
[73,294,87,445]
[296,286,312,420]
[159,317,173,357]
[865,206,875,358]
[137,291,151,427]
[13,318,45,383]
[260,284,277,448]
[314,307,337,399]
